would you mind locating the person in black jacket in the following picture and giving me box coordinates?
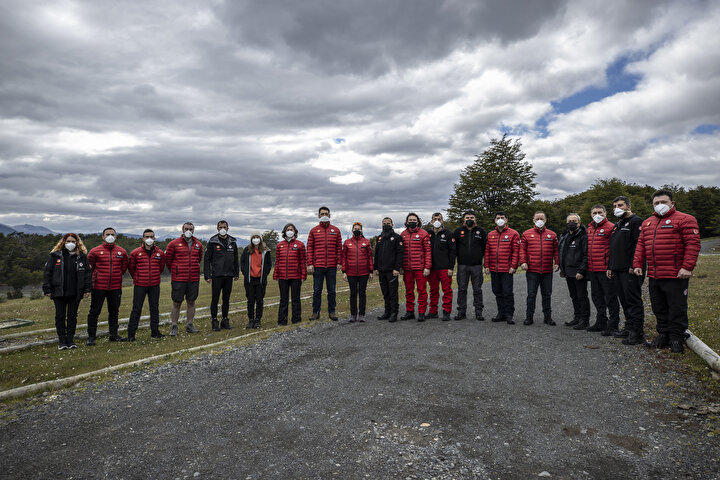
[426,213,456,321]
[204,219,240,331]
[607,196,646,345]
[42,233,92,349]
[240,233,273,329]
[373,217,404,322]
[452,211,487,321]
[558,214,590,330]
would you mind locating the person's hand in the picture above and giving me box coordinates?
[520,263,528,271]
[628,268,634,275]
[234,276,239,281]
[307,265,314,274]
[559,271,565,278]
[83,292,89,299]
[45,293,51,297]
[423,269,430,277]
[509,268,516,274]
[368,274,373,282]
[205,278,211,284]
[373,270,379,277]
[606,270,613,279]
[633,268,643,276]
[393,270,399,277]
[553,264,559,272]
[677,268,692,279]
[576,273,583,280]
[342,273,348,281]
[447,269,453,277]
[483,268,489,274]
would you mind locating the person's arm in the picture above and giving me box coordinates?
[233,242,240,278]
[511,232,520,270]
[203,244,212,280]
[264,250,273,276]
[239,248,248,279]
[300,244,307,280]
[82,255,92,294]
[519,234,527,265]
[272,245,280,280]
[680,215,701,274]
[306,229,315,268]
[448,235,456,271]
[159,251,166,275]
[373,237,380,273]
[553,235,559,266]
[336,231,343,267]
[394,236,404,271]
[128,251,137,278]
[164,243,174,272]
[341,242,348,273]
[423,233,432,271]
[121,248,129,275]
[42,254,53,295]
[580,234,588,275]
[632,227,646,273]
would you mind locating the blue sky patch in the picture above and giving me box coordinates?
[691,124,719,135]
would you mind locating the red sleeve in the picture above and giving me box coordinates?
[511,232,520,268]
[306,229,315,267]
[165,242,174,270]
[300,243,307,280]
[484,234,491,260]
[159,251,166,273]
[128,251,137,277]
[680,215,701,271]
[341,242,348,273]
[553,235,559,265]
[121,248,129,274]
[633,224,646,269]
[87,248,96,269]
[273,244,279,280]
[336,231,343,266]
[519,233,527,265]
[368,243,374,273]
[423,233,432,270]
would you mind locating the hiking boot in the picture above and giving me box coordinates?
[86,336,96,346]
[442,312,451,321]
[309,312,320,321]
[417,313,426,322]
[329,312,339,321]
[378,312,391,320]
[523,318,534,325]
[170,324,178,336]
[426,312,439,319]
[564,318,580,327]
[601,328,619,337]
[491,316,505,323]
[185,323,199,334]
[506,317,516,325]
[622,331,646,345]
[669,340,685,354]
[646,334,670,349]
[388,314,398,323]
[108,335,127,342]
[151,330,165,339]
[400,311,415,321]
[573,319,590,330]
[544,318,556,326]
[613,328,630,338]
[212,319,221,331]
[587,322,606,332]
[453,313,466,321]
[475,314,485,321]
[221,318,231,329]
[358,315,366,323]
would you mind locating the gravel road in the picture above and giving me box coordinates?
[1,275,719,480]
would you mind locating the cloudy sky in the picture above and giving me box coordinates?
[1,0,718,240]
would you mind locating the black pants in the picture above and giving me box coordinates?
[87,289,122,337]
[457,264,484,315]
[565,277,590,322]
[526,272,553,320]
[128,285,160,335]
[312,267,337,314]
[649,278,689,341]
[490,272,514,319]
[211,276,234,320]
[53,296,80,339]
[378,271,399,315]
[278,279,302,324]
[589,271,620,328]
[612,270,645,333]
[348,275,369,316]
[245,281,266,320]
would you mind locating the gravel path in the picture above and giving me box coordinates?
[1,276,719,479]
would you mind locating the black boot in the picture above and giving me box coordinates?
[108,334,127,342]
[587,321,606,332]
[221,318,231,329]
[417,313,426,322]
[67,336,77,349]
[613,328,630,338]
[573,318,590,330]
[212,319,221,331]
[127,333,136,342]
[388,313,398,323]
[453,313,466,321]
[426,312,438,319]
[245,319,253,329]
[491,316,505,323]
[378,311,391,320]
[601,328,619,337]
[523,318,534,325]
[400,311,415,321]
[622,331,645,345]
[86,336,96,346]
[646,333,671,349]
[505,317,515,325]
[151,329,165,339]
[253,318,262,329]
[58,336,68,350]
[475,314,485,321]
[442,312,451,321]
[669,340,685,354]
[564,317,579,327]
[544,318,556,326]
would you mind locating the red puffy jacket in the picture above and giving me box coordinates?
[519,227,558,273]
[633,207,701,279]
[165,237,204,282]
[342,236,374,276]
[87,243,128,290]
[587,218,614,272]
[401,227,431,271]
[307,223,342,268]
[485,226,520,272]
[273,239,307,280]
[129,245,165,287]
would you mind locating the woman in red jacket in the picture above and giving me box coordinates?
[400,212,432,321]
[273,223,307,325]
[342,222,374,322]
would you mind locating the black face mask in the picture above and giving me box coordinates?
[567,222,578,231]
[353,230,362,237]
[382,224,393,233]
[465,219,475,228]
[407,221,418,229]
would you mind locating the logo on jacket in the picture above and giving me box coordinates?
[547,234,551,238]
[505,235,508,239]
[117,252,123,256]
[415,234,420,238]
[666,219,671,224]
[440,234,445,238]
[78,262,83,267]
[216,246,221,250]
[56,259,61,264]
[390,237,394,241]
[600,229,604,233]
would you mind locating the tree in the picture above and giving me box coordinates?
[447,134,537,229]
[262,230,279,261]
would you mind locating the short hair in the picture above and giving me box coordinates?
[382,217,393,225]
[591,204,606,212]
[533,211,546,218]
[142,229,154,236]
[102,227,116,235]
[217,219,228,228]
[567,213,581,222]
[432,212,443,218]
[182,221,194,229]
[406,212,420,224]
[494,211,507,218]
[652,189,674,201]
[613,196,630,206]
[318,206,330,215]
[462,210,476,218]
[282,223,298,235]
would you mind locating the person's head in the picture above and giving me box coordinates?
[494,211,507,227]
[318,206,330,221]
[352,221,363,237]
[142,228,155,247]
[52,232,87,254]
[462,210,476,227]
[431,212,443,228]
[405,212,420,229]
[102,227,116,244]
[217,220,229,236]
[612,196,631,217]
[652,189,674,216]
[382,217,394,231]
[182,222,194,239]
[248,232,266,251]
[566,213,581,231]
[590,204,606,223]
[533,211,546,228]
[282,223,298,240]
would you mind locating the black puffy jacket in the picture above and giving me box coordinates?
[374,232,404,272]
[453,225,487,266]
[204,234,239,279]
[42,250,92,300]
[608,213,643,271]
[426,227,456,270]
[558,225,588,277]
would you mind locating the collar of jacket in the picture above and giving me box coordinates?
[495,225,508,232]
[209,233,236,244]
[534,226,545,233]
[102,242,116,251]
[590,218,610,229]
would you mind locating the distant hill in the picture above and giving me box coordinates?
[0,223,15,235]
[10,224,55,235]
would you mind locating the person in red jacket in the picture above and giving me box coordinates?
[400,212,432,321]
[127,229,166,341]
[425,213,456,321]
[274,223,307,325]
[586,204,621,335]
[519,212,559,326]
[633,189,701,353]
[307,206,342,321]
[165,222,204,336]
[342,222,374,322]
[484,212,520,325]
[85,227,129,345]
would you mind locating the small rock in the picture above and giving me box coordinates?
[696,406,709,415]
[194,472,200,477]
[707,405,720,414]
[420,423,431,428]
[538,472,551,477]
[677,404,692,410]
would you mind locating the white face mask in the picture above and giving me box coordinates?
[252,237,261,245]
[183,230,193,239]
[592,214,605,224]
[104,235,115,244]
[654,203,670,216]
[144,238,155,246]
[65,242,76,251]
[319,215,330,223]
[285,230,295,239]
[534,219,545,229]
[218,228,227,236]
[495,218,506,227]
[614,207,625,217]
[432,220,442,228]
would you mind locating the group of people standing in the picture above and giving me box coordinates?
[42,190,700,355]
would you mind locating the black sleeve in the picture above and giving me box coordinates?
[373,237,380,271]
[233,242,240,277]
[263,250,273,278]
[42,254,53,294]
[203,245,213,280]
[448,231,456,267]
[394,235,404,270]
[239,248,248,278]
[629,216,642,259]
[579,234,588,274]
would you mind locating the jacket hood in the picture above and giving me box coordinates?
[209,233,236,243]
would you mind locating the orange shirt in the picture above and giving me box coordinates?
[250,248,262,277]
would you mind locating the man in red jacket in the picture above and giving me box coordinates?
[127,229,166,341]
[485,212,520,325]
[519,212,559,326]
[86,227,129,345]
[586,204,620,335]
[400,212,432,321]
[633,189,701,353]
[307,206,342,321]
[165,222,204,336]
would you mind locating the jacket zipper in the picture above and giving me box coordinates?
[187,240,192,281]
[496,228,501,271]
[651,217,661,275]
[539,228,544,272]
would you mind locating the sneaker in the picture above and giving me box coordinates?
[506,317,515,325]
[358,315,366,323]
[491,316,505,323]
[475,314,485,321]
[669,340,685,354]
[253,319,262,329]
[309,312,320,321]
[58,338,68,351]
[417,313,426,322]
[426,313,439,319]
[329,313,339,321]
[442,312,451,321]
[170,324,178,336]
[108,335,127,342]
[185,323,199,334]
[151,330,166,339]
[221,318,231,329]
[523,318,534,325]
[400,311,415,321]
[453,313,466,321]
[86,336,96,346]
[212,319,221,331]
[68,340,77,349]
[564,318,580,327]
[348,315,357,323]
[544,318,556,326]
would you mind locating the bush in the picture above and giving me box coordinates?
[6,290,23,300]
[30,290,44,300]
[0,295,6,303]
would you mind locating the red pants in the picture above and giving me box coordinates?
[403,270,428,313]
[428,269,453,314]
